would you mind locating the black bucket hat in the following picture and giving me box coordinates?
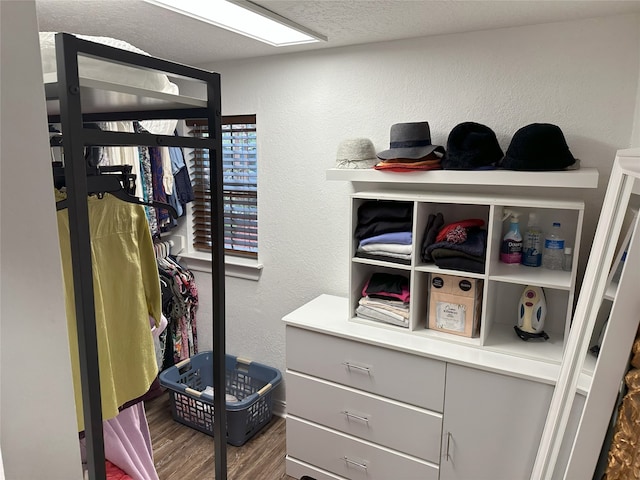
[501,123,576,171]
[441,122,503,170]
[377,122,445,160]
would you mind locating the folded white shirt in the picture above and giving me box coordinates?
[359,243,412,254]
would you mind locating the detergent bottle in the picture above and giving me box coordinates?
[500,211,522,264]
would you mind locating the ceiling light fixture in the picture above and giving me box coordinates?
[145,0,327,47]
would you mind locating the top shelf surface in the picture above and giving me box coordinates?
[44,73,207,116]
[283,294,594,394]
[327,167,599,189]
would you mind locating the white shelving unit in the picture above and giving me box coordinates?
[348,189,584,365]
[279,166,601,480]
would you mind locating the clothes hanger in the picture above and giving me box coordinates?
[55,168,179,219]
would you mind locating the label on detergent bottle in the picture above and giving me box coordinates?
[522,232,543,267]
[522,247,542,267]
[500,238,523,264]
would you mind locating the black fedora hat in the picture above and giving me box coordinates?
[377,122,445,160]
[501,123,576,171]
[442,122,503,170]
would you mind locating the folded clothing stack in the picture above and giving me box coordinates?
[421,215,487,274]
[354,201,413,265]
[356,272,410,327]
[374,156,442,172]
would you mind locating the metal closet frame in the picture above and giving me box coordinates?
[47,33,227,480]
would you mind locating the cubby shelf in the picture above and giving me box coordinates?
[348,190,585,364]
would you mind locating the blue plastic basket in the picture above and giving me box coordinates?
[158,351,282,446]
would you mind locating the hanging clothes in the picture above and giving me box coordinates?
[155,246,198,369]
[136,141,159,237]
[130,125,195,236]
[168,142,195,209]
[99,121,144,198]
[148,146,172,231]
[56,190,162,432]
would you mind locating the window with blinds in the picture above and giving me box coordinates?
[188,115,258,258]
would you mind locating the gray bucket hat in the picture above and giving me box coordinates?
[377,121,445,160]
[335,138,378,169]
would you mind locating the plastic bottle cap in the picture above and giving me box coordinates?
[565,247,572,254]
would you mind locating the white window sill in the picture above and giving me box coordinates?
[177,251,263,281]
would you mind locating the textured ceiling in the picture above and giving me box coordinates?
[35,0,640,66]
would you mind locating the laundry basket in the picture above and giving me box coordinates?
[158,351,282,446]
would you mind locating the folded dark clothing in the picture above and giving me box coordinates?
[434,256,485,274]
[430,247,484,262]
[362,272,410,302]
[421,212,444,262]
[357,200,413,226]
[355,251,412,265]
[425,228,487,259]
[354,219,413,241]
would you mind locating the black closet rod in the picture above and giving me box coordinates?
[80,129,216,149]
[47,107,210,124]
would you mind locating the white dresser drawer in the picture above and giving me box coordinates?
[286,326,445,411]
[286,457,348,480]
[287,371,442,462]
[287,416,439,480]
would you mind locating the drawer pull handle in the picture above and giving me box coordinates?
[342,411,370,424]
[343,456,368,470]
[342,362,371,374]
[445,432,452,461]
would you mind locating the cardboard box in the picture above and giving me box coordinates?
[428,274,483,337]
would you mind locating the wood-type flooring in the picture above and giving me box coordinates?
[146,392,296,480]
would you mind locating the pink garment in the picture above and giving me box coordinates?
[80,403,159,480]
[150,314,168,339]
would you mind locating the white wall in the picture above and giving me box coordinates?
[186,14,640,405]
[0,1,82,478]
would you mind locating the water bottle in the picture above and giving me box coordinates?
[543,222,565,270]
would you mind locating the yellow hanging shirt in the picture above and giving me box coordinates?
[56,192,161,432]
